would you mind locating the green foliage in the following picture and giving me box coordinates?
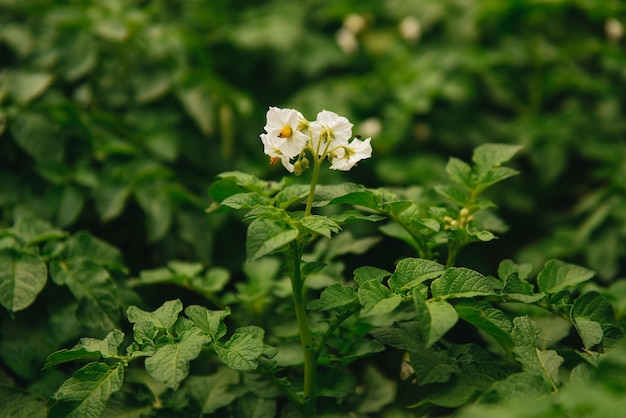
[2,0,626,416]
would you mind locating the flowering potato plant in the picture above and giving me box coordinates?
[35,108,624,417]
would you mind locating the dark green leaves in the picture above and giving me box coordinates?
[446,144,521,194]
[537,259,595,294]
[144,328,205,389]
[0,248,47,313]
[50,260,120,330]
[47,362,125,418]
[431,268,496,299]
[44,330,125,369]
[214,327,265,371]
[246,217,298,260]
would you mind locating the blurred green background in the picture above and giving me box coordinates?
[2,0,626,280]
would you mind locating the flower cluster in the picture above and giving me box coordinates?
[260,106,372,174]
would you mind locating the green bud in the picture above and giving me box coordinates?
[294,160,303,176]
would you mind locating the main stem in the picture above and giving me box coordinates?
[289,242,316,417]
[304,156,322,217]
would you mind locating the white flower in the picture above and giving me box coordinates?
[260,133,296,172]
[328,137,372,171]
[262,107,308,158]
[309,110,353,156]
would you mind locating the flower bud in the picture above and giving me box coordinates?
[293,160,303,176]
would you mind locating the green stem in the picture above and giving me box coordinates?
[304,156,322,217]
[288,242,317,417]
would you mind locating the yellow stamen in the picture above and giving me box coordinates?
[270,156,280,165]
[278,125,292,138]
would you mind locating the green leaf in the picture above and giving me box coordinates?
[369,322,423,351]
[340,339,386,362]
[331,210,385,224]
[185,305,230,342]
[135,183,172,242]
[0,248,47,312]
[500,271,543,303]
[482,372,553,402]
[307,283,357,311]
[474,167,519,193]
[93,182,131,221]
[498,259,533,281]
[8,71,53,104]
[57,185,85,228]
[446,157,473,190]
[357,365,397,414]
[190,267,230,294]
[47,362,124,418]
[167,260,203,278]
[426,299,459,347]
[177,84,213,136]
[187,367,241,414]
[388,258,445,292]
[62,231,124,271]
[455,300,514,351]
[511,316,563,390]
[144,328,205,389]
[409,345,512,408]
[313,183,376,208]
[472,143,522,173]
[410,347,461,385]
[573,291,623,349]
[573,317,604,350]
[537,259,595,294]
[358,280,402,318]
[128,299,183,331]
[431,267,496,299]
[235,394,277,418]
[209,172,283,203]
[274,184,309,209]
[13,215,67,246]
[50,260,120,329]
[298,215,340,238]
[466,225,495,241]
[434,185,468,206]
[353,266,392,285]
[245,217,298,260]
[0,387,46,418]
[44,330,124,369]
[10,112,63,163]
[220,192,273,210]
[214,329,264,371]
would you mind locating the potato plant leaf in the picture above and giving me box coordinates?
[537,259,595,294]
[358,280,402,318]
[128,299,183,331]
[572,291,624,349]
[388,257,445,292]
[369,322,423,352]
[455,300,514,352]
[0,248,47,312]
[144,328,205,389]
[214,328,264,371]
[0,387,46,418]
[49,259,120,329]
[44,329,125,369]
[431,267,496,299]
[307,283,358,311]
[246,217,299,260]
[472,143,522,173]
[47,361,125,418]
[187,367,242,414]
[185,305,230,342]
[511,316,563,391]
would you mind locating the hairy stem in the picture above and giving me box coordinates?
[304,156,322,217]
[288,242,317,417]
